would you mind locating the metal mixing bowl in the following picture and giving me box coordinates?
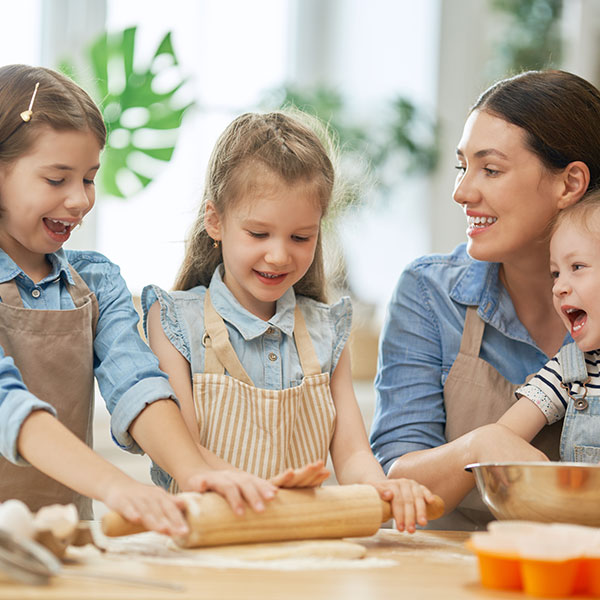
[466,462,600,526]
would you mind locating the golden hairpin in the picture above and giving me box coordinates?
[20,82,39,123]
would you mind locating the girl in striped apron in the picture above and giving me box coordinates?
[499,191,600,460]
[143,112,439,531]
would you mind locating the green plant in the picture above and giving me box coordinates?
[263,84,439,207]
[488,0,563,76]
[60,26,193,198]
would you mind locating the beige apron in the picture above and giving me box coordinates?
[0,266,98,519]
[440,306,561,530]
[172,291,336,490]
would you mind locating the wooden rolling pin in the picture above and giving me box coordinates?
[101,484,445,548]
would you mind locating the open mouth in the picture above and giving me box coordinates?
[43,218,76,235]
[467,216,497,229]
[564,307,587,334]
[254,270,287,284]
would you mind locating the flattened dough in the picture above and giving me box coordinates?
[173,539,367,561]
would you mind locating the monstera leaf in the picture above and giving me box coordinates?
[63,26,193,198]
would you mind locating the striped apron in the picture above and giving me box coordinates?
[193,291,336,479]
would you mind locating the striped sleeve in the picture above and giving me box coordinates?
[515,356,570,424]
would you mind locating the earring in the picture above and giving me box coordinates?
[212,240,220,249]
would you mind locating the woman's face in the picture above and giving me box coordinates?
[453,110,564,264]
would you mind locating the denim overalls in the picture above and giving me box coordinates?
[559,342,600,463]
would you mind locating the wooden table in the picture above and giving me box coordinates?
[0,529,512,600]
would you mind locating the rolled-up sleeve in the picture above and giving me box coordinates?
[90,259,178,454]
[370,266,447,473]
[0,351,56,464]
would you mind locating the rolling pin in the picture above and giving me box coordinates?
[101,484,445,548]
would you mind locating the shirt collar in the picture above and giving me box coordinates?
[0,249,74,286]
[208,265,296,340]
[449,257,501,321]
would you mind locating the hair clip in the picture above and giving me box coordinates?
[20,82,39,123]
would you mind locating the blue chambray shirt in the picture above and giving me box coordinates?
[370,243,572,474]
[142,265,352,488]
[0,248,177,465]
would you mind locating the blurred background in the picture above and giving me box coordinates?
[2,0,599,505]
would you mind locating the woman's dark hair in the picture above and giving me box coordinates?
[472,70,600,190]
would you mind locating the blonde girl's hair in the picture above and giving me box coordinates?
[174,110,338,302]
[0,64,106,165]
[551,188,600,238]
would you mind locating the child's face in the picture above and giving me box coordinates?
[207,168,322,321]
[551,219,600,351]
[0,127,100,274]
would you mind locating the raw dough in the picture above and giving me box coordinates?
[177,539,367,561]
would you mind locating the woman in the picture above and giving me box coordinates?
[370,70,600,530]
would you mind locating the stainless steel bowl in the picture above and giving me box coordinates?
[466,462,600,526]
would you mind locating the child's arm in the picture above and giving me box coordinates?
[145,302,277,512]
[497,397,548,441]
[18,410,189,536]
[329,346,436,533]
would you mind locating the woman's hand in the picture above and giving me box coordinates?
[369,478,435,533]
[270,461,330,488]
[179,470,278,516]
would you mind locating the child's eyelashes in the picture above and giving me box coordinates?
[292,235,310,242]
[247,231,312,242]
[46,178,96,186]
[248,231,267,238]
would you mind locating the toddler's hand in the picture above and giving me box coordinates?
[270,461,330,488]
[370,478,435,534]
[102,479,189,537]
[180,470,277,516]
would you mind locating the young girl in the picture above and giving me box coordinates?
[0,64,277,535]
[143,111,437,532]
[498,190,600,461]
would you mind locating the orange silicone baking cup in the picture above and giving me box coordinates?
[468,543,600,596]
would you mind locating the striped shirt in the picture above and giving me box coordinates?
[516,349,600,424]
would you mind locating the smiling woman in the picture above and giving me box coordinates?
[370,70,600,531]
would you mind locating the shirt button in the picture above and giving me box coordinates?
[268,352,278,362]
[266,327,275,334]
[31,288,41,298]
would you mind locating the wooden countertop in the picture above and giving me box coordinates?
[0,529,502,599]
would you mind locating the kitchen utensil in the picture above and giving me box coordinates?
[466,461,600,525]
[101,484,445,547]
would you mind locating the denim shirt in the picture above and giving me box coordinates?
[370,243,571,474]
[0,248,177,464]
[142,266,352,488]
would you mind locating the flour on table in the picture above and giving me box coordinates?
[78,527,395,570]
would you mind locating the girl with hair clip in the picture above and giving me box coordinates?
[143,111,438,532]
[0,64,277,535]
[370,70,600,530]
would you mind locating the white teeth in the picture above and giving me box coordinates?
[49,218,74,228]
[467,216,497,227]
[258,272,282,279]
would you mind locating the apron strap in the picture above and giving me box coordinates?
[203,291,254,385]
[292,305,321,376]
[458,306,485,358]
[559,342,588,383]
[0,279,24,307]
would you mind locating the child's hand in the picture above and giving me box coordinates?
[180,470,278,516]
[102,479,189,537]
[370,478,435,534]
[270,461,330,488]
